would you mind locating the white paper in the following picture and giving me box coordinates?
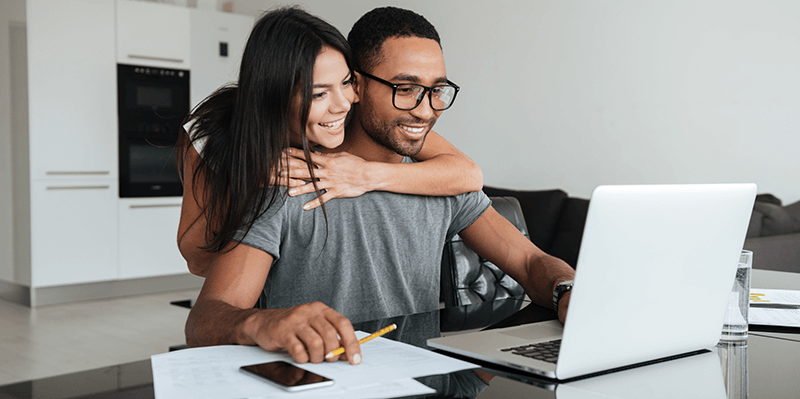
[750,288,800,306]
[295,331,478,387]
[749,308,800,328]
[151,331,477,399]
[252,378,434,399]
[748,289,800,328]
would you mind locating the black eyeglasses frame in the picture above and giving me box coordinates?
[357,70,460,111]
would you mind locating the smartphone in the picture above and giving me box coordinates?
[239,360,334,392]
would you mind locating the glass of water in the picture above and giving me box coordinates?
[720,250,752,342]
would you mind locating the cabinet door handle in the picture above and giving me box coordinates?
[46,185,110,190]
[127,54,185,64]
[129,204,182,209]
[46,171,110,176]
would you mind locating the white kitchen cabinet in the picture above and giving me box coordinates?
[9,0,208,306]
[25,0,119,288]
[26,0,117,180]
[189,9,254,108]
[118,197,186,279]
[29,180,119,287]
[116,0,191,69]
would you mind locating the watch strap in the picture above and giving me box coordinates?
[552,280,574,312]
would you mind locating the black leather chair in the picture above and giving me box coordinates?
[440,196,528,307]
[482,186,589,268]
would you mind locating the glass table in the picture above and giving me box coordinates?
[2,295,800,398]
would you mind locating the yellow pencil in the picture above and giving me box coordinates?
[325,323,397,359]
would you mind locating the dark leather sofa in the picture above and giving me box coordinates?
[743,194,800,273]
[482,187,590,269]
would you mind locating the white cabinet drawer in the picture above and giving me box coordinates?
[30,180,119,287]
[118,197,186,279]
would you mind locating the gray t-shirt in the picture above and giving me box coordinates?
[237,185,491,323]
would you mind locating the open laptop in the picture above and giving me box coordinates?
[428,183,756,381]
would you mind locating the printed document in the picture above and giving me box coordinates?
[749,288,800,328]
[151,331,477,399]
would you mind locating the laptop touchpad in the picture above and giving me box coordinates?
[498,320,564,341]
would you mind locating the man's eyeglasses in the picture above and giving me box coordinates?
[358,71,460,111]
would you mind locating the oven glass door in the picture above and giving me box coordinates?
[119,136,182,198]
[117,64,189,198]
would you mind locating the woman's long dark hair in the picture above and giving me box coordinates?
[178,7,353,253]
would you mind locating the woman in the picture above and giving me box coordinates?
[178,7,482,277]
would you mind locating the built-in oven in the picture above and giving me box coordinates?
[117,63,189,197]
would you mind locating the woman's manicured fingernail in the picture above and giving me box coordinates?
[352,353,361,365]
[303,203,311,210]
[288,189,296,195]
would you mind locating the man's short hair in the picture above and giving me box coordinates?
[348,6,441,73]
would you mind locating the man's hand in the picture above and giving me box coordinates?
[184,243,363,366]
[557,291,571,324]
[282,148,375,210]
[247,302,363,365]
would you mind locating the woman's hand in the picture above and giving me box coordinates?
[282,148,377,210]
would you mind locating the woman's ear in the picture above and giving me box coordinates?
[352,72,361,103]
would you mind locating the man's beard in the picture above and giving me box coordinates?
[358,101,437,157]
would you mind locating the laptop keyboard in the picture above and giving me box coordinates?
[501,339,561,364]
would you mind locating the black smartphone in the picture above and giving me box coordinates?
[239,360,334,392]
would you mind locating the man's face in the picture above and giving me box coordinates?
[356,36,447,157]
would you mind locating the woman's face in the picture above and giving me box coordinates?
[289,46,357,149]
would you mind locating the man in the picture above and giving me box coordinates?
[185,7,575,367]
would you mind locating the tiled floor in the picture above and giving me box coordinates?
[0,288,199,385]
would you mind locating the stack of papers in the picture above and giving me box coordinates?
[749,288,800,328]
[151,331,478,398]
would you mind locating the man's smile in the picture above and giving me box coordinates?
[399,123,427,138]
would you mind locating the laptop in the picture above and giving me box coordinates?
[428,183,756,381]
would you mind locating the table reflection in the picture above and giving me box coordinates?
[554,350,727,399]
[718,341,748,399]
[384,298,754,399]
[359,299,744,399]
[351,298,530,398]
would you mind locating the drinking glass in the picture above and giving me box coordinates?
[720,250,752,342]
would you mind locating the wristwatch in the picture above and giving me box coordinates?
[552,280,574,312]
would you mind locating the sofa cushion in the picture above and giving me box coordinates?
[482,186,567,252]
[785,200,800,221]
[746,208,763,238]
[754,201,800,237]
[756,193,782,206]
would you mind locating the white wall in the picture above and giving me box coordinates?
[230,0,800,204]
[0,0,27,282]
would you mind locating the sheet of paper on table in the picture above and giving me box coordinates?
[750,288,800,306]
[151,331,478,399]
[750,288,800,328]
